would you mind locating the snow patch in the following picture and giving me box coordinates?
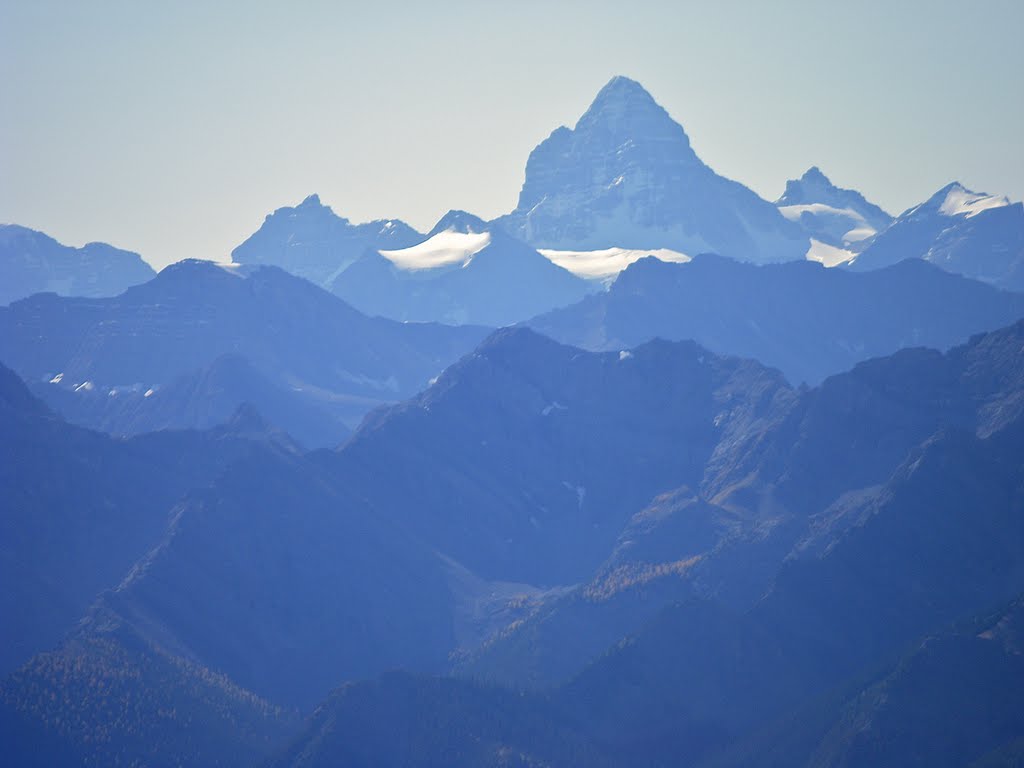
[144,388,155,398]
[542,401,568,416]
[74,381,94,393]
[806,238,856,268]
[778,202,864,223]
[842,226,876,243]
[216,262,246,277]
[539,246,690,281]
[779,203,877,245]
[380,231,491,271]
[619,350,633,361]
[49,372,63,384]
[939,187,1009,218]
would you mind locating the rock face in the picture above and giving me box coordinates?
[776,166,893,250]
[330,210,592,327]
[230,194,422,287]
[850,182,1024,291]
[493,76,808,264]
[0,225,156,306]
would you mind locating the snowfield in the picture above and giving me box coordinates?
[539,246,690,281]
[380,231,492,270]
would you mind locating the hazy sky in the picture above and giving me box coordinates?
[3,0,1022,269]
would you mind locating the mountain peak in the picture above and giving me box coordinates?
[576,76,684,141]
[919,182,1009,219]
[299,193,323,208]
[801,166,831,185]
[428,210,489,237]
[779,167,841,205]
[776,167,893,241]
[493,78,808,263]
[593,75,656,104]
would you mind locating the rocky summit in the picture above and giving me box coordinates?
[494,76,809,263]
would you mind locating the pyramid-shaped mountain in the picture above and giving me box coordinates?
[494,76,808,264]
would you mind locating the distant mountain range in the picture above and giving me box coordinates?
[4,77,1021,321]
[225,78,1024,300]
[0,259,487,443]
[3,72,1024,768]
[0,224,155,306]
[529,252,1024,385]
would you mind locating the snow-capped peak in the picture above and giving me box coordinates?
[936,183,1009,218]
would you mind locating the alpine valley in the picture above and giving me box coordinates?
[2,76,1023,768]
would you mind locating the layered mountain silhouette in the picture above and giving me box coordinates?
[4,72,1024,768]
[462,317,1024,689]
[530,252,1024,385]
[1,328,796,764]
[273,321,1024,768]
[0,259,487,436]
[494,76,809,264]
[0,224,155,306]
[5,318,1024,766]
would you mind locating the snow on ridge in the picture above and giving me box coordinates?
[779,203,878,245]
[777,202,867,224]
[843,226,876,243]
[939,187,1009,218]
[539,246,690,281]
[380,230,492,271]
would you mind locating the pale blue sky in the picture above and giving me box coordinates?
[2,0,1022,269]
